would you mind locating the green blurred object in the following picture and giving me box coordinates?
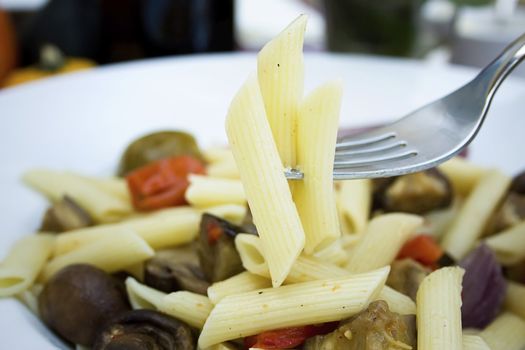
[324,0,424,57]
[452,0,493,5]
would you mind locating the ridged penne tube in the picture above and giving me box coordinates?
[42,231,154,281]
[0,234,55,297]
[377,285,416,315]
[160,291,214,329]
[226,75,305,287]
[442,170,511,259]
[416,266,465,350]
[337,179,372,234]
[198,266,390,348]
[23,169,132,223]
[345,213,423,273]
[202,204,247,226]
[416,198,461,240]
[203,148,234,163]
[312,239,348,266]
[479,312,525,350]
[80,176,130,202]
[234,234,414,314]
[54,207,200,255]
[485,221,525,265]
[439,157,488,196]
[207,159,240,179]
[462,334,490,350]
[504,281,525,320]
[295,81,342,253]
[207,272,271,304]
[125,277,166,310]
[185,175,245,207]
[257,14,306,167]
[16,283,43,315]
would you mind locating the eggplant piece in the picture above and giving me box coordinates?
[510,170,525,194]
[144,245,209,295]
[373,169,453,214]
[38,264,130,346]
[386,258,431,301]
[118,131,203,176]
[93,309,195,350]
[197,214,245,282]
[40,195,93,233]
[485,171,525,234]
[304,301,415,350]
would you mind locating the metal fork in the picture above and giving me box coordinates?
[286,32,525,181]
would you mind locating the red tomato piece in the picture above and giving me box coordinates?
[244,322,338,349]
[126,156,205,211]
[397,234,443,267]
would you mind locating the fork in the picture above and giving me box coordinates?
[285,32,525,181]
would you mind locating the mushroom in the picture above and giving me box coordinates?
[40,195,92,232]
[373,169,453,215]
[197,213,246,282]
[144,245,209,295]
[386,259,431,301]
[38,264,130,346]
[93,309,195,350]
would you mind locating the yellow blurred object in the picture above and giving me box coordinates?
[0,10,18,83]
[2,45,95,88]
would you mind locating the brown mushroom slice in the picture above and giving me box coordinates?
[510,170,525,194]
[386,258,431,301]
[373,169,453,215]
[197,214,246,282]
[93,309,195,350]
[38,264,130,346]
[40,195,93,233]
[304,300,415,350]
[144,245,209,295]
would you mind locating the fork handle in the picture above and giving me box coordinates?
[475,32,525,101]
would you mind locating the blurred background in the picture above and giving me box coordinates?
[1,0,524,88]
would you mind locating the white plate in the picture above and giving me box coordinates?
[1,52,524,349]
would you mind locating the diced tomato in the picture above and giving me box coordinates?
[244,322,338,349]
[397,234,443,267]
[126,156,205,211]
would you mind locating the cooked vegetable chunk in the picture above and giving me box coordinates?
[39,264,130,346]
[40,195,93,232]
[93,309,195,350]
[387,258,430,301]
[304,300,415,350]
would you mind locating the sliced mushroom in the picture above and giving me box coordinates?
[197,214,246,282]
[304,300,415,350]
[40,195,92,232]
[144,245,209,295]
[38,264,130,346]
[373,169,453,215]
[386,258,431,301]
[93,309,195,350]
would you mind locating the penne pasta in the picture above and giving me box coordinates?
[80,175,130,202]
[257,14,306,168]
[125,277,165,310]
[479,312,525,350]
[160,291,214,330]
[198,266,390,348]
[503,281,525,320]
[484,221,525,265]
[294,81,342,253]
[42,231,154,281]
[416,266,465,350]
[415,198,462,240]
[202,204,247,226]
[0,234,55,297]
[345,213,423,273]
[312,239,348,266]
[462,334,490,350]
[23,169,132,223]
[207,271,271,304]
[203,148,235,163]
[226,75,305,287]
[442,170,511,260]
[54,206,200,255]
[185,175,245,208]
[16,283,43,315]
[207,159,240,179]
[439,157,488,196]
[337,179,372,234]
[235,234,415,314]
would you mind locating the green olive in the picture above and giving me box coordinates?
[118,131,203,176]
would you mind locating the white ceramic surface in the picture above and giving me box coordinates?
[1,52,524,349]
